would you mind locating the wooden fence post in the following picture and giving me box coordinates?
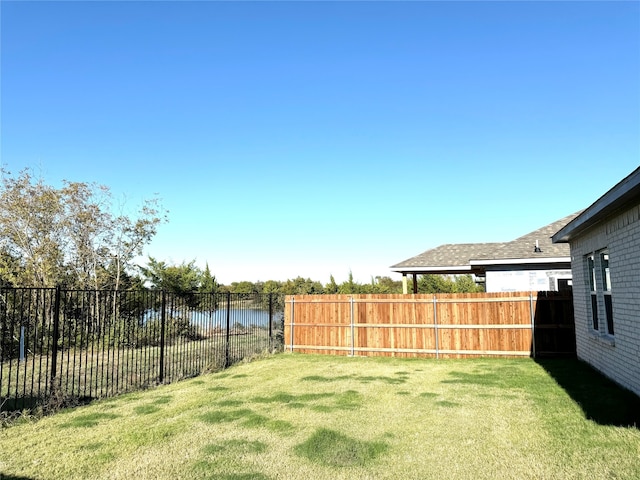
[433,295,439,359]
[349,296,355,356]
[530,292,536,358]
[289,297,295,353]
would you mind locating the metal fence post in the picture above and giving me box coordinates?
[19,325,25,362]
[159,290,166,383]
[268,293,273,349]
[225,292,231,367]
[50,285,61,392]
[433,295,439,360]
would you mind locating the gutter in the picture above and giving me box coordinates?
[390,265,473,273]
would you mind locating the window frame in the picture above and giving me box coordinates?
[584,249,614,337]
[586,253,598,331]
[600,250,614,335]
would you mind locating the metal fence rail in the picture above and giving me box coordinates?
[0,288,285,412]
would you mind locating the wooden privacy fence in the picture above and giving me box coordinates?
[284,292,575,359]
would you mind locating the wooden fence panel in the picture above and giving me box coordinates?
[284,292,574,359]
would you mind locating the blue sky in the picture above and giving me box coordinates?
[2,1,639,284]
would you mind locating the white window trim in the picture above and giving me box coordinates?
[585,248,615,342]
[586,253,598,332]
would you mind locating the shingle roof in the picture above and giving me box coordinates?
[391,243,504,269]
[471,212,580,262]
[390,212,582,272]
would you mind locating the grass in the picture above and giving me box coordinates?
[1,330,275,412]
[1,354,639,479]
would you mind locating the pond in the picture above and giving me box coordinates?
[190,308,284,328]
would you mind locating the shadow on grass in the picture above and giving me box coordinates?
[0,474,36,480]
[60,412,120,428]
[301,374,407,385]
[200,408,295,433]
[202,439,268,455]
[133,404,161,415]
[441,364,539,390]
[252,390,362,412]
[536,358,640,428]
[294,428,388,467]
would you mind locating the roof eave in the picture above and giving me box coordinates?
[553,167,640,243]
[390,265,475,274]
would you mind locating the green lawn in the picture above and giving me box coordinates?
[1,330,274,411]
[1,354,639,480]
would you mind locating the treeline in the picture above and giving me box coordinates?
[0,169,482,294]
[139,261,483,296]
[227,274,484,295]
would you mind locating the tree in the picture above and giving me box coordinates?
[454,274,484,293]
[418,274,455,293]
[372,276,403,294]
[281,277,324,295]
[199,262,218,294]
[107,196,166,292]
[0,170,66,287]
[139,257,202,294]
[262,280,282,294]
[338,271,359,294]
[61,181,112,290]
[325,275,339,294]
[229,281,256,294]
[416,274,482,293]
[0,250,22,287]
[0,168,166,288]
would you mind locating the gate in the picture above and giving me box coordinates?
[533,291,576,358]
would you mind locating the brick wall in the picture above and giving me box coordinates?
[569,203,640,396]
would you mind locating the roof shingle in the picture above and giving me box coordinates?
[391,243,503,269]
[391,212,581,271]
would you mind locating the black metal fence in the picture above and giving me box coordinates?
[0,287,285,412]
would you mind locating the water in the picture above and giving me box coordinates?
[191,308,282,328]
[143,308,283,329]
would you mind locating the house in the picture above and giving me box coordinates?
[552,167,640,397]
[391,213,580,294]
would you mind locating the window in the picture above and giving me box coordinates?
[600,250,613,335]
[585,249,614,335]
[587,254,598,331]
